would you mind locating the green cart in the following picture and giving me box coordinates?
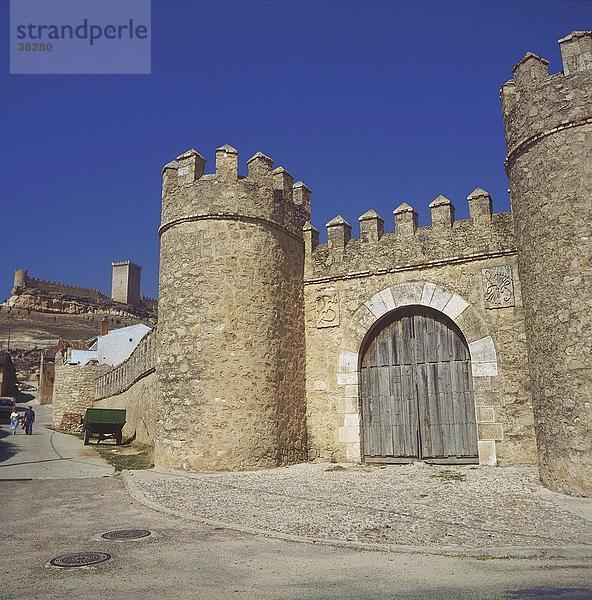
[83,408,126,445]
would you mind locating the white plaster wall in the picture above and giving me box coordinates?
[97,324,152,366]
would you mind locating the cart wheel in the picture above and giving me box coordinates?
[116,431,122,446]
[84,429,90,445]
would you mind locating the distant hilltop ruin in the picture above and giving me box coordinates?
[0,261,157,384]
[7,261,157,320]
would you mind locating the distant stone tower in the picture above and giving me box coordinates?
[111,261,142,306]
[156,145,310,470]
[501,32,592,496]
[12,268,27,294]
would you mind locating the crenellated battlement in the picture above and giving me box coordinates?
[159,145,311,239]
[501,31,592,168]
[305,189,515,281]
[112,260,142,271]
[12,268,109,301]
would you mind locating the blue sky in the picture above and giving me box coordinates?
[1,0,590,299]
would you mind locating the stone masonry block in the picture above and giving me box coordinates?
[390,281,424,307]
[455,307,489,343]
[337,372,358,385]
[472,361,499,377]
[338,351,359,374]
[352,304,376,330]
[474,389,502,407]
[476,407,495,423]
[364,292,389,319]
[420,282,436,306]
[343,384,358,398]
[469,336,497,363]
[343,396,359,414]
[478,422,504,441]
[478,440,497,466]
[343,413,360,428]
[378,287,396,312]
[442,293,469,321]
[337,426,360,444]
[345,442,361,461]
[429,286,453,312]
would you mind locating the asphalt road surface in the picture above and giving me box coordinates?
[1,406,591,599]
[0,404,113,479]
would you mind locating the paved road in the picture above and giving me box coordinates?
[1,406,591,599]
[0,404,113,479]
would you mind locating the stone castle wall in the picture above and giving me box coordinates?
[155,146,309,470]
[95,329,156,400]
[52,357,106,431]
[304,192,537,466]
[92,329,156,443]
[501,31,592,495]
[17,271,109,301]
[94,371,156,445]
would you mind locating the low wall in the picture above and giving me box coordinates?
[53,357,103,431]
[93,371,156,445]
[93,329,157,445]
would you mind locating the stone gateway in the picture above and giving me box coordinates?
[51,32,591,498]
[151,31,591,495]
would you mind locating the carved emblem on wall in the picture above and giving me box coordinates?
[482,265,515,309]
[316,289,340,328]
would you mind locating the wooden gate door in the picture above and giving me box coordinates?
[360,306,478,463]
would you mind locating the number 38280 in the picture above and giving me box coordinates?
[17,42,53,51]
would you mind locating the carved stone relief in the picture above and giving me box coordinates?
[482,265,515,309]
[316,289,340,328]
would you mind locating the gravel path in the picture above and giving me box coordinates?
[125,462,592,556]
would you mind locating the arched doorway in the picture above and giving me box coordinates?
[359,305,478,464]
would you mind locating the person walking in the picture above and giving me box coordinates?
[9,409,20,435]
[23,406,35,436]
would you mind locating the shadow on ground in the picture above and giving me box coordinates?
[506,587,592,599]
[0,427,18,463]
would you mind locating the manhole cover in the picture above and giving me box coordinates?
[50,552,111,568]
[101,529,152,540]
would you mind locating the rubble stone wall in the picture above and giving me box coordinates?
[92,330,156,444]
[52,357,104,431]
[93,371,156,445]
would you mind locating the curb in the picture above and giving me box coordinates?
[122,470,592,560]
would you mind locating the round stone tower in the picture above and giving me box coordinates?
[501,31,592,496]
[156,145,310,470]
